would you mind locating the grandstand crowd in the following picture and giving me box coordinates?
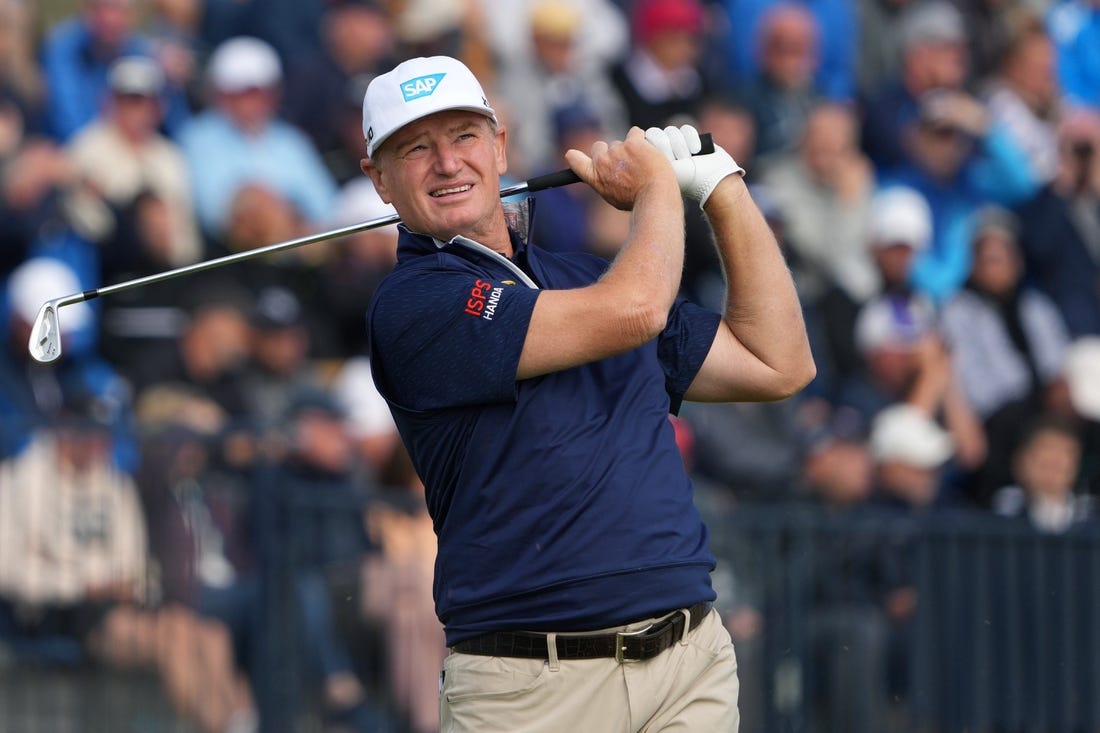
[0,0,1099,731]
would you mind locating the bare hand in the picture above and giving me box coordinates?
[563,127,677,211]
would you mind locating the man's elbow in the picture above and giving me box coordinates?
[772,355,817,401]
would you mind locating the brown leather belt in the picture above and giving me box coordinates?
[451,602,712,662]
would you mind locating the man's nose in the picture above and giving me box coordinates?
[433,143,462,175]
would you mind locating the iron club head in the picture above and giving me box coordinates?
[27,292,89,364]
[28,299,63,363]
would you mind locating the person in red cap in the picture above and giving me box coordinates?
[610,0,715,130]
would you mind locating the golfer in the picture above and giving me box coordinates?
[361,55,814,732]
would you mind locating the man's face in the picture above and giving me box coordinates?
[364,110,507,245]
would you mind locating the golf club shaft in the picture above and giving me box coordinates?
[56,133,717,306]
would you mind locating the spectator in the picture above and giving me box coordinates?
[992,413,1093,532]
[759,101,878,305]
[861,0,970,170]
[330,354,401,478]
[940,206,1073,504]
[982,10,1063,188]
[854,0,921,101]
[721,0,857,101]
[315,177,398,358]
[843,187,988,480]
[529,101,631,258]
[40,0,190,141]
[495,0,627,177]
[478,0,629,78]
[126,283,254,420]
[1015,108,1100,337]
[66,56,201,274]
[610,0,714,130]
[269,388,385,730]
[178,36,337,240]
[802,429,895,733]
[881,88,1035,302]
[361,446,446,733]
[1047,0,1100,113]
[240,285,325,430]
[736,2,825,160]
[0,0,45,138]
[0,385,257,733]
[281,0,395,181]
[0,257,137,467]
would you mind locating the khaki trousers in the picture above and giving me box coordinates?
[439,608,740,732]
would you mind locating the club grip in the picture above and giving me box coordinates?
[524,132,716,193]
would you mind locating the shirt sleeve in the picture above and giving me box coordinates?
[658,297,722,413]
[369,267,540,411]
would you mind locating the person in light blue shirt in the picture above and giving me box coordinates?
[1048,0,1100,111]
[178,37,337,239]
[41,0,190,141]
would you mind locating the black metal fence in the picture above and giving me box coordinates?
[2,452,1099,733]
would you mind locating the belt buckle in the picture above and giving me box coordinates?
[614,623,653,663]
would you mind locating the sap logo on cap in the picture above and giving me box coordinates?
[402,73,446,102]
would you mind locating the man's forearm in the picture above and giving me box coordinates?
[705,176,814,376]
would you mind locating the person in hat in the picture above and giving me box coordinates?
[66,55,201,272]
[178,36,337,239]
[360,54,814,730]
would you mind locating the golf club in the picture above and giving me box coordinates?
[28,134,714,363]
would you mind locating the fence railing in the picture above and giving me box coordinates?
[2,439,1099,733]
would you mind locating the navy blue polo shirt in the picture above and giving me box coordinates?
[367,226,722,645]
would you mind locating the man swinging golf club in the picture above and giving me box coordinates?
[361,55,815,732]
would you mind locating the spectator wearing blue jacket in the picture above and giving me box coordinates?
[178,37,337,240]
[40,0,190,141]
[879,89,1036,303]
[1048,0,1100,112]
[721,0,857,101]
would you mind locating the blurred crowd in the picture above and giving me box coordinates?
[0,0,1099,730]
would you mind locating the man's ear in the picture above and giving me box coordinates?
[361,158,391,203]
[494,124,508,176]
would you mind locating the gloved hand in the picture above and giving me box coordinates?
[644,124,744,207]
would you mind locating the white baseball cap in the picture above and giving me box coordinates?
[207,36,282,93]
[7,257,92,334]
[1064,337,1100,421]
[361,56,497,158]
[870,404,955,468]
[108,56,165,97]
[866,186,933,251]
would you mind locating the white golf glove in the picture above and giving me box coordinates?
[644,124,744,207]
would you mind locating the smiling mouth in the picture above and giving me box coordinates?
[431,184,472,197]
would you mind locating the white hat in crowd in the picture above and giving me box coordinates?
[7,257,92,334]
[361,55,497,158]
[854,293,937,354]
[1064,337,1100,422]
[329,178,398,231]
[207,36,282,93]
[869,404,955,469]
[108,55,165,97]
[866,186,933,251]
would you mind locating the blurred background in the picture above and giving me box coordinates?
[2,0,1100,731]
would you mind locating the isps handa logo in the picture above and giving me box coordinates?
[401,73,446,102]
[464,279,503,321]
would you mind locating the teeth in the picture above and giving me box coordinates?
[432,185,471,197]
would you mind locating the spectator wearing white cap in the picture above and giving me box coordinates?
[178,36,337,240]
[0,257,137,469]
[40,0,191,141]
[835,187,987,477]
[67,56,201,272]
